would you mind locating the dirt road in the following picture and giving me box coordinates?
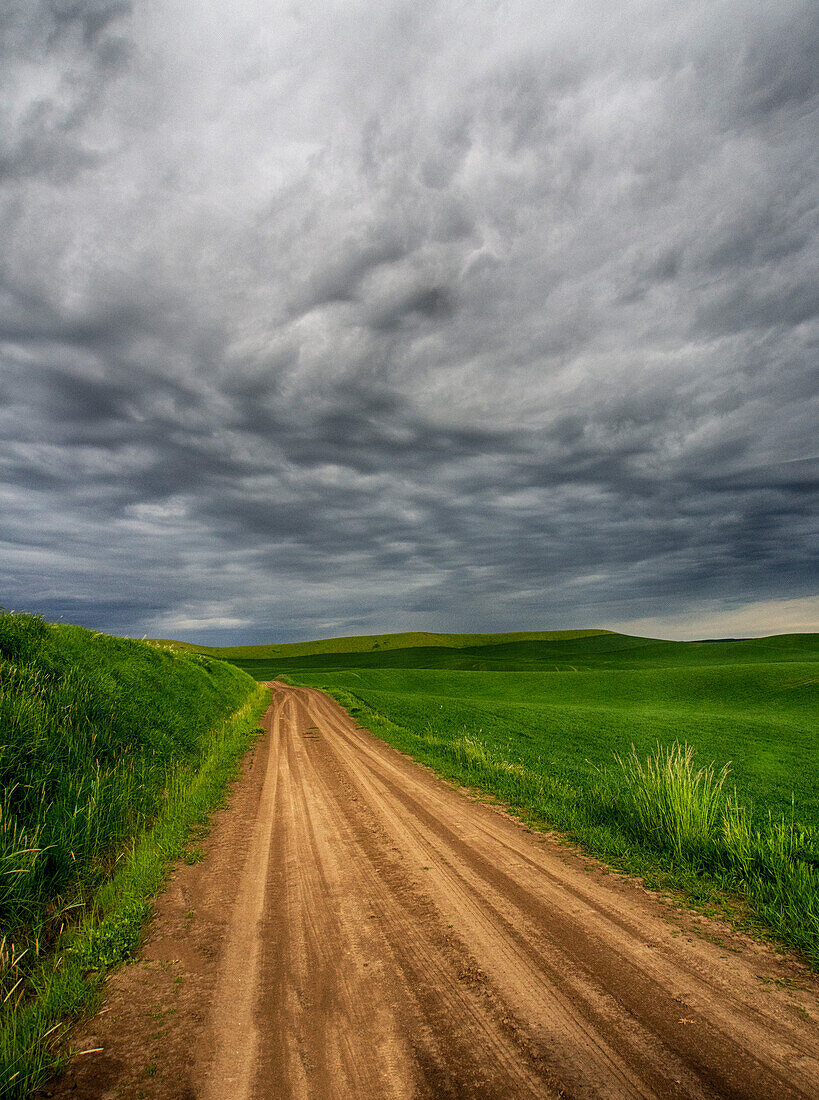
[53,682,819,1099]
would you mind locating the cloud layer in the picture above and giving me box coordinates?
[1,0,817,642]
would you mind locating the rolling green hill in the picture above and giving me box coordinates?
[217,628,819,679]
[148,627,611,661]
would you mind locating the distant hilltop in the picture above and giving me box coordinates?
[147,628,613,660]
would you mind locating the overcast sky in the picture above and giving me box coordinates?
[1,0,817,644]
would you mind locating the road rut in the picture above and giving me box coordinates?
[51,681,819,1099]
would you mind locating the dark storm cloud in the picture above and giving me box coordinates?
[1,0,817,641]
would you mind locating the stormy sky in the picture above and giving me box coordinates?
[1,0,817,643]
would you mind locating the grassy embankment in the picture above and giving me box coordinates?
[0,612,268,1098]
[217,629,819,964]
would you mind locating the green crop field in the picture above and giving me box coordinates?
[221,629,819,964]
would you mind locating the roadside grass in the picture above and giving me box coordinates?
[608,742,731,863]
[0,612,268,1098]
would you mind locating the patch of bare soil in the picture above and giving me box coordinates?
[44,683,819,1098]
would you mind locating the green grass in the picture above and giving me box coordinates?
[226,628,819,964]
[0,612,268,1098]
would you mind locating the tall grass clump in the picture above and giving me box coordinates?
[572,742,819,959]
[0,610,267,1097]
[567,741,819,960]
[608,742,731,863]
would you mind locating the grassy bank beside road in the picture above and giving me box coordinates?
[0,612,268,1098]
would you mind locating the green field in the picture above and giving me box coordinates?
[284,661,818,822]
[220,628,819,963]
[218,632,818,823]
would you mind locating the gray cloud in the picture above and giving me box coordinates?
[1,0,817,642]
[0,1,131,182]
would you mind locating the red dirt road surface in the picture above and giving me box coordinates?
[51,682,819,1099]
